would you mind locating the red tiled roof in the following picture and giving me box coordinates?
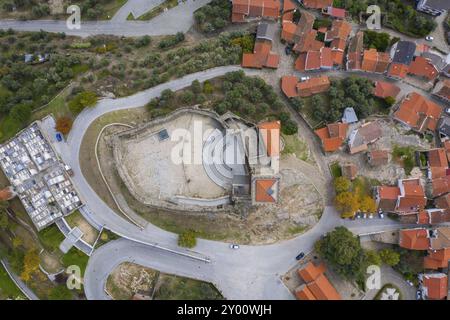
[399,228,430,250]
[373,81,400,99]
[315,122,348,152]
[431,175,450,198]
[397,179,427,213]
[330,38,346,51]
[388,62,409,79]
[258,121,280,157]
[232,0,281,22]
[393,92,442,133]
[298,261,326,282]
[281,21,297,42]
[422,274,448,300]
[428,148,448,168]
[242,40,279,69]
[324,6,346,18]
[296,75,330,97]
[281,75,299,98]
[296,262,341,300]
[255,179,277,203]
[302,0,333,9]
[378,186,401,200]
[434,79,450,101]
[424,248,450,270]
[361,49,391,73]
[293,30,324,53]
[435,193,450,210]
[325,19,351,42]
[0,187,13,201]
[408,56,439,81]
[346,31,364,71]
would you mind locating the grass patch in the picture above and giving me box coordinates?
[101,0,129,19]
[0,263,26,300]
[154,274,223,300]
[352,176,381,198]
[282,134,309,161]
[287,225,308,235]
[374,283,403,300]
[330,162,342,178]
[38,225,65,254]
[392,145,416,175]
[61,248,89,277]
[133,0,179,21]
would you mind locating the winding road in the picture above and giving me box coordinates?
[0,0,211,37]
[38,65,408,300]
[3,3,448,298]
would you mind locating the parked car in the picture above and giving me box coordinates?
[406,280,414,286]
[425,36,434,41]
[296,252,305,260]
[229,244,239,250]
[55,133,63,142]
[363,213,367,219]
[300,76,310,82]
[285,45,292,55]
[416,290,423,300]
[445,107,450,115]
[379,212,385,219]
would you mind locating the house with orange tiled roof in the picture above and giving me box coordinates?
[324,19,351,42]
[375,178,427,214]
[330,38,346,67]
[281,75,299,98]
[297,75,330,97]
[419,273,448,300]
[431,175,450,198]
[393,92,442,134]
[346,31,364,71]
[432,79,450,104]
[315,122,348,152]
[294,47,333,71]
[321,6,346,19]
[373,81,400,99]
[301,0,333,10]
[281,10,315,43]
[407,56,439,82]
[387,41,416,79]
[242,23,280,69]
[435,192,450,209]
[361,49,391,74]
[294,262,341,300]
[415,208,450,225]
[424,248,450,270]
[399,228,431,250]
[347,121,382,154]
[231,0,281,23]
[281,0,297,22]
[367,149,389,167]
[281,75,330,98]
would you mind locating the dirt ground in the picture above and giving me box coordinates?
[64,211,99,245]
[80,106,324,244]
[106,262,158,300]
[325,117,432,184]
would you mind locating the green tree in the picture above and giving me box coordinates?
[379,248,400,266]
[315,226,368,280]
[366,250,381,266]
[48,285,73,300]
[178,230,197,248]
[334,176,351,193]
[335,192,359,218]
[68,91,97,115]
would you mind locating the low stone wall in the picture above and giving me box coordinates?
[110,107,235,214]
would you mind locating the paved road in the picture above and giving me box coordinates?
[0,259,39,300]
[37,65,405,299]
[111,0,165,22]
[0,0,211,37]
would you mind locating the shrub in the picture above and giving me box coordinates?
[178,230,197,248]
[68,91,97,114]
[55,117,73,135]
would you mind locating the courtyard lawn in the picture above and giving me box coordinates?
[330,162,342,178]
[38,225,65,254]
[392,145,416,175]
[374,283,403,300]
[154,274,223,300]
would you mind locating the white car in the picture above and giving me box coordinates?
[445,107,450,114]
[300,76,310,82]
[229,244,239,249]
[425,36,434,41]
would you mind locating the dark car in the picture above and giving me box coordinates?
[56,133,63,142]
[296,252,305,260]
[285,45,292,55]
